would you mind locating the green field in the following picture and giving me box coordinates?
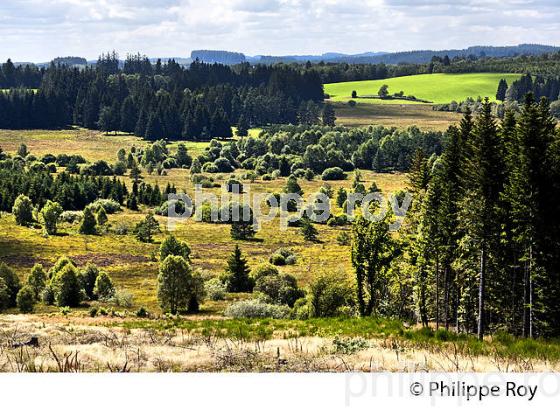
[325,73,523,104]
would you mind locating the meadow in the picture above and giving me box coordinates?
[324,73,523,104]
[0,128,407,313]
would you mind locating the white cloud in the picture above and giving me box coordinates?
[0,0,559,62]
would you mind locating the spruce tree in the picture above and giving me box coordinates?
[224,245,253,292]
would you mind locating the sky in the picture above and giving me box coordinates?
[1,0,560,62]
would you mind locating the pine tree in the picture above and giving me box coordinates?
[224,245,253,292]
[301,217,318,242]
[496,79,508,102]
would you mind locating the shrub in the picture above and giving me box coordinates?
[89,199,121,214]
[114,222,129,235]
[41,285,55,305]
[79,205,97,234]
[12,194,34,226]
[27,263,47,298]
[155,199,191,216]
[336,231,351,246]
[96,206,108,226]
[251,263,279,282]
[51,264,84,307]
[308,271,355,317]
[108,289,134,308]
[205,277,227,301]
[134,213,160,243]
[160,235,191,262]
[16,286,36,313]
[201,162,219,173]
[60,211,83,224]
[41,153,57,164]
[136,306,148,318]
[225,179,243,193]
[321,167,346,181]
[254,274,304,307]
[0,278,10,312]
[89,306,98,317]
[48,256,76,279]
[214,157,234,173]
[332,336,369,354]
[269,253,286,266]
[94,271,115,300]
[39,200,63,235]
[0,262,21,307]
[224,300,290,319]
[269,248,296,266]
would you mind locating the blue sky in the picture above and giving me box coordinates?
[1,0,560,62]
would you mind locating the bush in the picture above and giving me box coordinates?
[114,222,129,235]
[48,256,76,279]
[251,263,279,282]
[160,235,191,262]
[79,205,97,234]
[12,194,34,226]
[224,300,290,319]
[254,274,304,307]
[39,200,63,235]
[94,271,115,300]
[308,271,355,317]
[0,262,21,307]
[89,199,121,214]
[321,167,346,181]
[269,248,296,266]
[51,264,84,307]
[336,231,351,245]
[108,289,134,308]
[41,285,55,305]
[332,336,369,354]
[16,286,36,313]
[60,211,83,224]
[136,306,149,318]
[27,263,47,298]
[214,157,234,173]
[269,253,286,266]
[0,278,10,312]
[205,277,227,301]
[96,206,108,226]
[155,199,191,216]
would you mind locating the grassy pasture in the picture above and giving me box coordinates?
[325,73,523,104]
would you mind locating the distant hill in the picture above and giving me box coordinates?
[247,44,559,65]
[51,56,88,66]
[191,50,246,65]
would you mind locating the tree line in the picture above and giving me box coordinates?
[0,52,324,138]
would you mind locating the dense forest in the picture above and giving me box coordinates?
[0,53,324,137]
[387,95,560,338]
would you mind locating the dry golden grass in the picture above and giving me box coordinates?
[0,315,556,372]
[333,102,461,131]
